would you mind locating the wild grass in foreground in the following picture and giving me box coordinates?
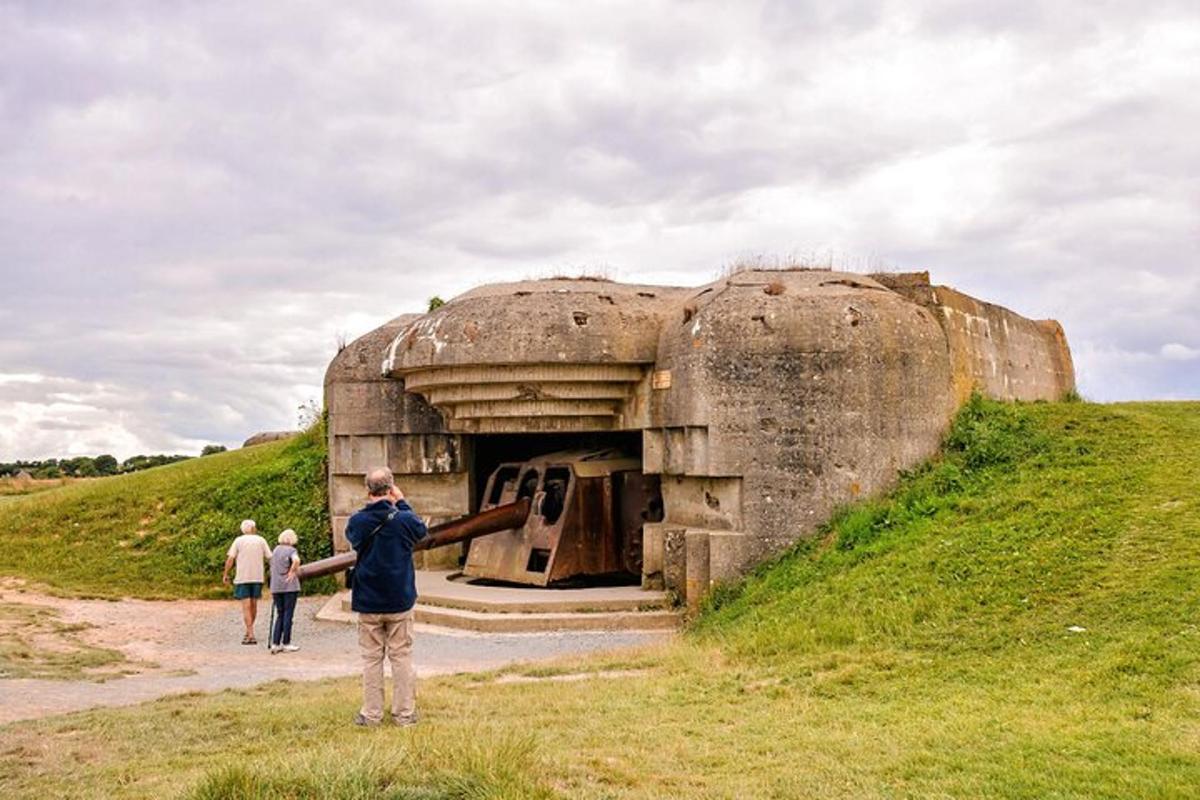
[0,427,335,599]
[187,732,553,800]
[1,400,1199,798]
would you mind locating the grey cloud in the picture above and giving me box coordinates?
[35,420,90,431]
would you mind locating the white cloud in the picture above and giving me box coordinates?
[1162,343,1200,361]
[0,373,46,386]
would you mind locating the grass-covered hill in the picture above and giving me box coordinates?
[2,399,1199,799]
[0,427,335,599]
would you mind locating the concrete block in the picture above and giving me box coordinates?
[642,429,665,474]
[394,473,470,518]
[663,527,688,599]
[641,522,676,590]
[684,529,711,613]
[332,516,350,553]
[660,427,711,475]
[707,530,752,585]
[386,434,468,475]
[330,434,386,474]
[661,476,743,530]
[330,474,368,517]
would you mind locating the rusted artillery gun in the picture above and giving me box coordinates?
[464,448,663,586]
[297,497,531,581]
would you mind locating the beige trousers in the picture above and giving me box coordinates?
[357,610,416,722]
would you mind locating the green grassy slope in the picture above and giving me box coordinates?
[2,400,1199,799]
[702,397,1200,663]
[0,427,334,599]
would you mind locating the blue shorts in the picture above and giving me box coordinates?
[233,582,263,599]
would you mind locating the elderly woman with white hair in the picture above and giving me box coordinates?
[269,529,303,653]
[222,519,273,645]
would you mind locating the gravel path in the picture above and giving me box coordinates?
[0,589,670,725]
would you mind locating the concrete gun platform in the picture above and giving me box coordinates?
[318,570,681,633]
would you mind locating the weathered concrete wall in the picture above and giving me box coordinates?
[873,273,1075,404]
[931,287,1074,403]
[326,269,1075,603]
[645,271,955,599]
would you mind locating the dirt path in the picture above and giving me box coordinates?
[0,587,669,725]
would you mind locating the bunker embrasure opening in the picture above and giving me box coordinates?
[464,432,661,587]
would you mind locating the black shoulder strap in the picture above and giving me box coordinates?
[357,509,398,560]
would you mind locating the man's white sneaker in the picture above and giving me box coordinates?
[281,644,300,652]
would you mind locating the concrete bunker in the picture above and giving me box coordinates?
[324,270,1075,607]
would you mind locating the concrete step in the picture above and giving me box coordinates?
[413,604,680,633]
[413,570,672,614]
[315,570,683,633]
[318,593,680,633]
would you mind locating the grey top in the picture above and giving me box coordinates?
[269,545,300,593]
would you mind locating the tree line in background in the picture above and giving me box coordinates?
[1,445,228,480]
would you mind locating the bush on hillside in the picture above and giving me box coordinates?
[945,392,1046,469]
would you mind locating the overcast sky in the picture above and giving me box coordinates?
[1,1,1197,460]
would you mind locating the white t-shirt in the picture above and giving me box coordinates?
[226,534,273,584]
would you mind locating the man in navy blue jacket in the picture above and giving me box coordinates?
[345,466,427,726]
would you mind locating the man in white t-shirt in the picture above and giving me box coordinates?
[222,519,273,645]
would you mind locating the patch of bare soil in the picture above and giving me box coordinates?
[0,579,670,725]
[0,598,133,681]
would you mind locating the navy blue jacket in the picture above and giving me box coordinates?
[345,499,427,614]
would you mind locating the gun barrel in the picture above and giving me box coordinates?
[296,497,531,582]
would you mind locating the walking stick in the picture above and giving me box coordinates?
[267,590,275,652]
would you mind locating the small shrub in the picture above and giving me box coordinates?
[701,580,744,614]
[945,393,1044,470]
[834,503,888,551]
[928,461,966,495]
